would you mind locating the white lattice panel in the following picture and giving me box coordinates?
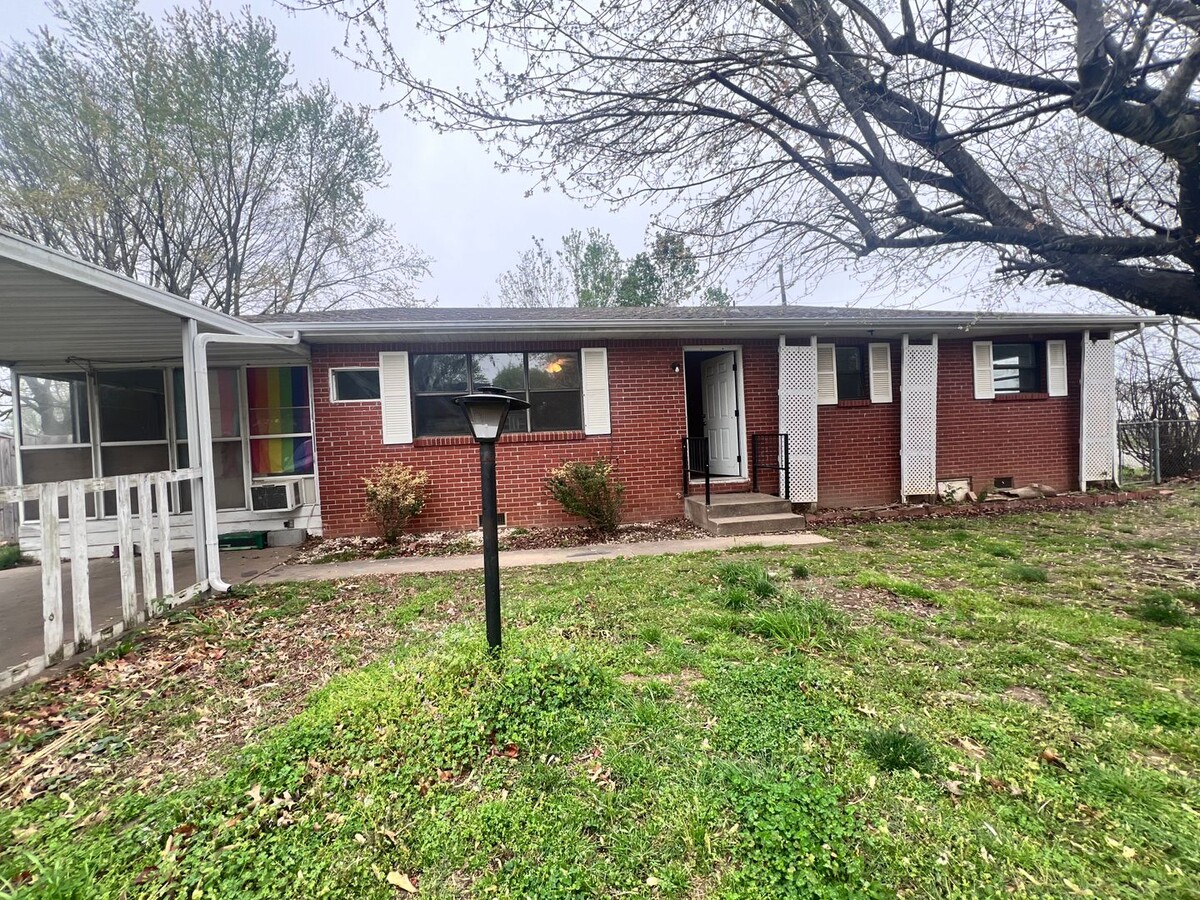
[779,344,818,502]
[900,340,938,499]
[1080,336,1117,485]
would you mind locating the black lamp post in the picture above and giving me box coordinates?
[454,386,531,652]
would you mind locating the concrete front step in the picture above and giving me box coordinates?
[684,492,807,536]
[702,512,809,537]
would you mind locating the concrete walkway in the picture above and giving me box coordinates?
[257,531,831,584]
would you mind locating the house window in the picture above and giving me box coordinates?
[97,370,169,515]
[993,343,1043,394]
[834,347,868,401]
[331,368,381,402]
[247,366,314,476]
[411,351,582,437]
[18,373,90,446]
[17,373,92,518]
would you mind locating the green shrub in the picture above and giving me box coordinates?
[545,458,624,533]
[863,726,938,773]
[1135,590,1190,627]
[790,561,810,580]
[0,543,21,570]
[363,462,430,542]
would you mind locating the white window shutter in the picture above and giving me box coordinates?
[379,351,413,444]
[973,341,995,400]
[868,343,893,403]
[816,343,838,405]
[1046,340,1068,397]
[581,347,611,435]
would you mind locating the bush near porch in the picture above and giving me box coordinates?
[1,489,1198,897]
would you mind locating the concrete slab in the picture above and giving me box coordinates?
[259,531,831,584]
[0,548,292,671]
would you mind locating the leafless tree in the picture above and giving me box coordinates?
[302,0,1200,318]
[0,0,430,316]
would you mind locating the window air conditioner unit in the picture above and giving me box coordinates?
[250,480,300,513]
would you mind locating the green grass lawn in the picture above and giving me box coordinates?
[2,490,1199,898]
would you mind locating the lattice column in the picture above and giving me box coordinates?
[900,335,939,501]
[1080,333,1117,487]
[779,341,818,503]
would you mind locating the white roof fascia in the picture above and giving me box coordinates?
[256,313,1166,341]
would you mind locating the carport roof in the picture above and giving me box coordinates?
[0,230,290,369]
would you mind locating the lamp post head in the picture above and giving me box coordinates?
[454,386,531,443]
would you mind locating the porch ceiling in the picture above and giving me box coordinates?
[0,232,305,369]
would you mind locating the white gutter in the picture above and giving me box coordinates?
[192,328,302,592]
[255,313,1166,341]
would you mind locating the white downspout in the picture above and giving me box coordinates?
[192,329,302,592]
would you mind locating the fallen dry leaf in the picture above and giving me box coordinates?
[1040,748,1069,771]
[387,871,417,893]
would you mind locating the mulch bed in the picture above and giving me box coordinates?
[802,488,1174,527]
[294,518,707,564]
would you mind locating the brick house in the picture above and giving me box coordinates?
[249,305,1139,537]
[4,241,1150,554]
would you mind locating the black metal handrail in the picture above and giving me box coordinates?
[751,432,790,500]
[682,436,711,507]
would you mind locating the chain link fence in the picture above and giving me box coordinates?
[1118,419,1200,485]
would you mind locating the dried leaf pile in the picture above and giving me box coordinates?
[1,580,413,808]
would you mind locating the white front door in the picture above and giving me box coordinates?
[701,352,740,476]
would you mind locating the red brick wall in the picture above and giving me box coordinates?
[816,342,902,507]
[936,335,1081,493]
[310,333,1088,535]
[311,339,780,536]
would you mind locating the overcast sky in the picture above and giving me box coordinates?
[4,0,1099,313]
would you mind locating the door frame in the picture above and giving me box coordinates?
[683,345,748,480]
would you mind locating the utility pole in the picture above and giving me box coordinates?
[777,263,787,306]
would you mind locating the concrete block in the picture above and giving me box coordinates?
[267,528,307,548]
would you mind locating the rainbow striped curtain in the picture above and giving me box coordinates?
[250,436,313,477]
[247,367,313,476]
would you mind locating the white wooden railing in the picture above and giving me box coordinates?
[0,433,15,543]
[0,468,206,690]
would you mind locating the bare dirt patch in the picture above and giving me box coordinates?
[618,668,707,699]
[1002,685,1049,707]
[815,579,941,624]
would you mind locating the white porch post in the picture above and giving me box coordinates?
[181,319,210,587]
